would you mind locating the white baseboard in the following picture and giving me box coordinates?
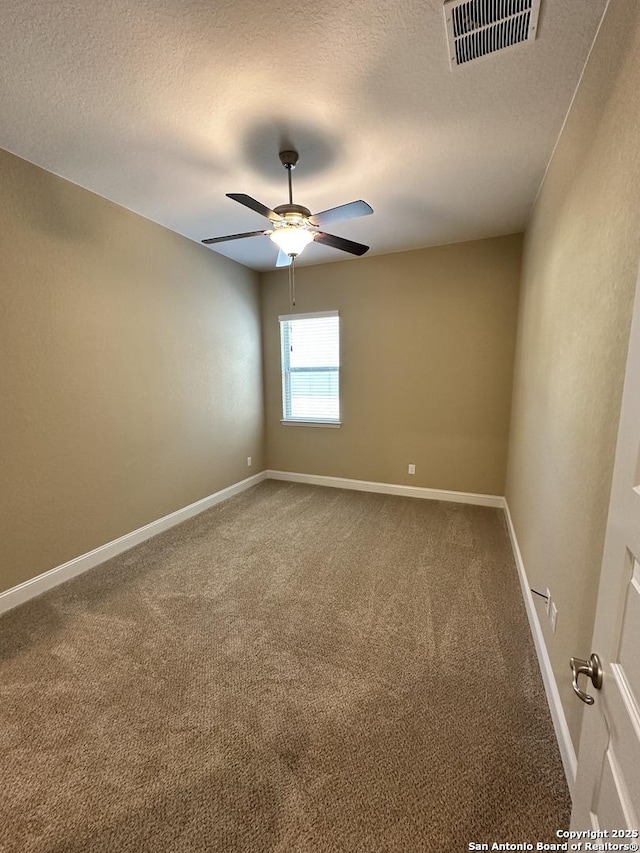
[0,471,267,616]
[266,470,504,508]
[503,499,577,796]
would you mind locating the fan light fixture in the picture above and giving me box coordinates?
[269,225,314,257]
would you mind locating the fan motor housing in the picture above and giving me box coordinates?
[274,204,312,221]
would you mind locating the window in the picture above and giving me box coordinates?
[279,311,340,426]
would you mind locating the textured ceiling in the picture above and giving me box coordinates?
[1,0,607,270]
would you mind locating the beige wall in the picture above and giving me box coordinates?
[262,235,522,495]
[506,0,640,748]
[0,148,264,594]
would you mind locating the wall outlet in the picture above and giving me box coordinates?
[545,588,551,616]
[247,456,252,467]
[408,464,416,475]
[550,601,558,634]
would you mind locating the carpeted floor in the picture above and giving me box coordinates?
[0,481,571,852]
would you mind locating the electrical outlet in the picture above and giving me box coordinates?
[247,456,252,467]
[408,464,416,475]
[545,588,551,616]
[550,601,558,634]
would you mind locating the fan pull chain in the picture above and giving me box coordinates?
[288,258,296,308]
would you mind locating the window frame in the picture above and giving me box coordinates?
[278,310,341,428]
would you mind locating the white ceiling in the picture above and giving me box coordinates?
[1,0,607,270]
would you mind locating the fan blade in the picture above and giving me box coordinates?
[308,200,373,228]
[202,230,267,245]
[227,193,282,221]
[276,249,292,268]
[314,231,370,256]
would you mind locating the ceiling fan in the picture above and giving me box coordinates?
[201,150,373,268]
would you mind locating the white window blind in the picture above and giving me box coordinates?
[279,311,340,424]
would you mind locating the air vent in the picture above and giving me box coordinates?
[444,0,541,68]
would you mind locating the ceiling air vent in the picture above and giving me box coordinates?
[444,0,541,68]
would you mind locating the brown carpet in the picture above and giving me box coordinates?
[0,481,570,852]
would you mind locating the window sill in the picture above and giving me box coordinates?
[280,420,341,429]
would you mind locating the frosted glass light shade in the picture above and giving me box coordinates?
[270,226,314,257]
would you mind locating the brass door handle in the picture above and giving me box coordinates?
[570,653,603,705]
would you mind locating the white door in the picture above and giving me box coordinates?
[571,268,640,831]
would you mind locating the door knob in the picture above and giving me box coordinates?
[570,653,603,705]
